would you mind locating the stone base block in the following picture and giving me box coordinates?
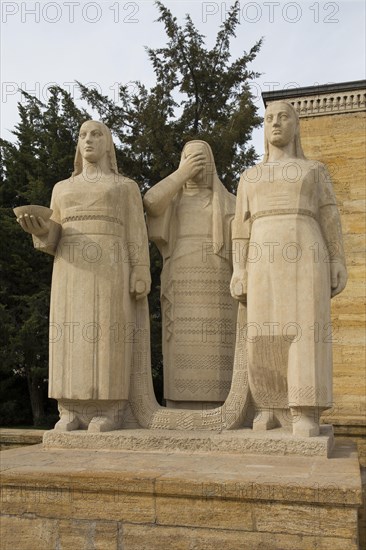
[0,428,45,450]
[43,425,334,457]
[0,440,362,549]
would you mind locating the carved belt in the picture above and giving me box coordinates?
[250,208,317,225]
[61,215,123,226]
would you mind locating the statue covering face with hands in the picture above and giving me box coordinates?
[230,101,347,437]
[17,120,151,432]
[144,140,237,410]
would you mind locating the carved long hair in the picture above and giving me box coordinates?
[263,101,306,162]
[72,120,119,176]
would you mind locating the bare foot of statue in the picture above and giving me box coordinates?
[88,416,119,433]
[54,415,80,432]
[252,409,276,431]
[291,408,320,437]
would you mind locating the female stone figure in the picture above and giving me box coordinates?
[144,140,237,409]
[230,101,347,437]
[17,120,151,431]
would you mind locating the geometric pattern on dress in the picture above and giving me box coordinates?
[175,379,232,395]
[288,385,329,403]
[174,354,233,371]
[173,278,231,293]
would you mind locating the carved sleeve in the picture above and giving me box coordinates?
[232,172,251,241]
[143,174,183,217]
[125,178,150,268]
[32,184,62,256]
[317,163,347,267]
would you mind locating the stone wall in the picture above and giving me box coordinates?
[300,110,365,426]
[0,442,362,550]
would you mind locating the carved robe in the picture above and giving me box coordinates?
[34,175,149,401]
[233,160,345,410]
[145,142,237,403]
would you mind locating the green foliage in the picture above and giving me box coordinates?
[0,88,89,425]
[0,2,262,423]
[77,0,262,192]
[148,243,164,402]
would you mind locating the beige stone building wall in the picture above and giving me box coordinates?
[263,82,365,429]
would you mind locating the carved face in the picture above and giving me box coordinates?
[264,103,297,148]
[78,121,108,163]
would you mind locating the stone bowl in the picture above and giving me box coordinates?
[13,205,53,220]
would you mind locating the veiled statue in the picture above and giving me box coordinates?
[144,140,238,410]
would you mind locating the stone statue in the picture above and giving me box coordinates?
[230,101,347,437]
[16,120,151,432]
[144,140,237,410]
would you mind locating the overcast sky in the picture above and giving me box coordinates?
[1,0,365,157]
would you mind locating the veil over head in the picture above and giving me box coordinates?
[263,101,306,162]
[72,120,119,176]
[179,139,217,188]
[179,139,235,256]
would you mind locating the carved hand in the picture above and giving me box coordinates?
[17,214,50,236]
[177,152,206,181]
[330,261,347,298]
[129,266,151,300]
[230,269,248,303]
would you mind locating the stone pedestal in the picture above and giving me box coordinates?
[43,426,335,458]
[0,437,362,549]
[0,428,45,450]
